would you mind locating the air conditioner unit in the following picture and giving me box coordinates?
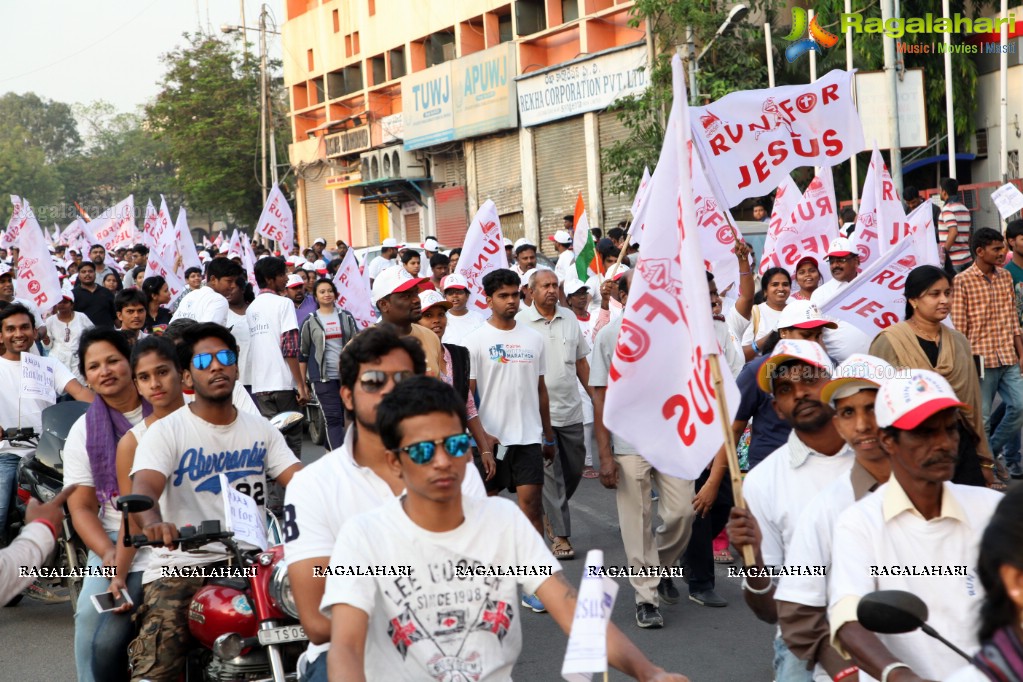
[360,145,427,182]
[359,150,381,181]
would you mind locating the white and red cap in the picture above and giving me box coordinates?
[441,273,468,291]
[611,265,631,281]
[757,339,833,393]
[301,262,317,272]
[419,289,452,312]
[513,237,535,252]
[423,237,440,252]
[61,287,75,302]
[777,300,837,330]
[548,229,572,245]
[820,354,895,405]
[286,274,305,289]
[794,254,820,270]
[826,237,855,259]
[0,262,11,278]
[563,279,589,296]
[875,369,968,430]
[371,265,425,304]
[313,259,328,275]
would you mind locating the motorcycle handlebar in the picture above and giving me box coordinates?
[129,521,235,549]
[2,426,38,442]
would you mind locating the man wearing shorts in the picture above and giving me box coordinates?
[462,268,557,613]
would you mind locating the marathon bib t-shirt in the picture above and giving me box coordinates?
[320,495,560,682]
[131,405,300,583]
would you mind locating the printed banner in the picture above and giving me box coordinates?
[21,354,56,403]
[850,146,909,269]
[456,200,508,317]
[332,246,378,329]
[561,550,618,681]
[690,69,865,207]
[693,157,745,299]
[255,185,294,254]
[3,196,26,249]
[16,213,63,313]
[758,170,839,283]
[87,195,137,252]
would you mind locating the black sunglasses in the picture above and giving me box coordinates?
[359,370,414,393]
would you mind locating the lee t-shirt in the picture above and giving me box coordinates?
[131,405,300,583]
[226,309,252,387]
[0,355,75,457]
[320,311,344,380]
[246,292,300,392]
[319,495,561,682]
[463,323,546,446]
[170,286,229,326]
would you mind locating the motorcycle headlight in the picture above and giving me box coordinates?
[268,562,299,619]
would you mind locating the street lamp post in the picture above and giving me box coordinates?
[688,4,750,105]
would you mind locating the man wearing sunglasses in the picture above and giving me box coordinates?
[809,238,871,362]
[128,322,303,682]
[323,376,690,682]
[284,326,486,682]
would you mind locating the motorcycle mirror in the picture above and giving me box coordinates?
[857,590,928,634]
[270,411,304,432]
[115,494,155,515]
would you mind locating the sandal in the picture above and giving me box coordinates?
[551,538,576,560]
[713,549,734,564]
[543,515,555,542]
[582,466,599,479]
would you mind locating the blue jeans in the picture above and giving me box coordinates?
[980,365,1023,465]
[301,651,328,682]
[773,633,813,682]
[313,380,345,451]
[0,452,21,532]
[989,401,1023,467]
[74,539,144,682]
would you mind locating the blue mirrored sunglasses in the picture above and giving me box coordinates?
[397,434,471,465]
[191,349,238,371]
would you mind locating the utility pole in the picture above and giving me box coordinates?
[942,0,956,179]
[262,6,278,189]
[881,0,903,194]
[259,5,268,204]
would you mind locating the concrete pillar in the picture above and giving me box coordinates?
[583,112,603,229]
[465,140,479,217]
[520,126,539,245]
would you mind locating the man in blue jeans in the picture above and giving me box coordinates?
[999,218,1023,478]
[951,227,1023,478]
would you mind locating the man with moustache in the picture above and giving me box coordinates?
[810,238,871,362]
[727,339,854,681]
[828,370,1004,681]
[774,355,895,679]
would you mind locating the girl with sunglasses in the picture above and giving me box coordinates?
[45,290,94,384]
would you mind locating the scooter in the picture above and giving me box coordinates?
[119,493,306,682]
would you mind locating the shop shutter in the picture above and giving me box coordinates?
[499,211,524,243]
[364,202,380,246]
[430,151,466,187]
[474,134,522,217]
[599,110,633,232]
[534,118,586,256]
[435,186,468,246]
[304,170,335,246]
[404,210,421,243]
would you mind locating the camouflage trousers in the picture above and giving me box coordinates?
[127,576,205,682]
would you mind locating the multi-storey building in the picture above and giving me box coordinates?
[283,0,647,253]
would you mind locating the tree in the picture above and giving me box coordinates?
[0,92,82,163]
[0,129,64,225]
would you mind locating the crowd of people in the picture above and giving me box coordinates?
[1,173,1023,681]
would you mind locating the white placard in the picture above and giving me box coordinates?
[561,550,619,681]
[21,353,55,403]
[854,69,928,149]
[219,474,268,551]
[991,183,1023,221]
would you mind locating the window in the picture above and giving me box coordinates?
[368,0,376,16]
[353,31,360,54]
[307,49,314,71]
[425,32,455,67]
[389,47,406,79]
[561,0,579,23]
[370,55,386,85]
[498,14,513,42]
[516,0,546,35]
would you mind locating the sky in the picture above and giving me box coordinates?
[0,0,280,114]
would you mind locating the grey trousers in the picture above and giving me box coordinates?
[543,422,587,538]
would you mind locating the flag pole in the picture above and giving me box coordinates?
[708,353,755,567]
[602,218,640,283]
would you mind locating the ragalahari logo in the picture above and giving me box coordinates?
[784,7,840,62]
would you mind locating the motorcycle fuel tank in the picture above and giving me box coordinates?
[188,584,259,649]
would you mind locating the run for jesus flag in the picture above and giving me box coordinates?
[604,54,740,480]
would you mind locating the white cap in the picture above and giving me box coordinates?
[313,237,327,245]
[285,255,300,265]
[313,259,327,273]
[61,287,75,302]
[381,237,401,248]
[826,237,855,259]
[257,254,269,261]
[548,229,573,245]
[777,300,837,331]
[0,262,11,278]
[503,238,513,247]
[286,274,305,289]
[519,268,537,288]
[757,339,833,393]
[610,265,631,280]
[441,273,469,291]
[820,354,895,405]
[371,265,425,304]
[198,251,211,262]
[418,289,452,312]
[301,262,317,272]
[875,369,968,429]
[513,237,535,252]
[564,279,589,296]
[423,238,440,252]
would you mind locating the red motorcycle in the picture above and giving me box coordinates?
[117,494,307,681]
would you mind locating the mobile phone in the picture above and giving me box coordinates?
[495,444,509,461]
[91,590,132,613]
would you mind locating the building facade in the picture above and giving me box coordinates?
[282,0,647,254]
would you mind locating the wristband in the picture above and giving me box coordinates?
[481,451,493,456]
[834,666,858,681]
[543,438,557,447]
[739,270,752,276]
[881,662,910,682]
[741,576,774,595]
[31,518,59,541]
[751,338,760,354]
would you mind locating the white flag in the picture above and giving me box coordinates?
[173,208,202,274]
[604,54,740,480]
[561,550,619,681]
[456,200,508,318]
[87,195,137,252]
[255,185,294,253]
[629,166,652,219]
[332,247,378,329]
[152,196,172,250]
[145,215,186,298]
[15,210,64,314]
[759,170,840,285]
[3,196,26,249]
[906,200,941,268]
[692,157,745,299]
[991,182,1023,220]
[240,234,259,292]
[226,229,243,259]
[850,146,909,269]
[690,69,865,207]
[141,199,159,250]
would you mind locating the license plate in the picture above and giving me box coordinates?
[258,624,307,645]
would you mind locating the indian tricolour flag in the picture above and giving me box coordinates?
[571,192,602,280]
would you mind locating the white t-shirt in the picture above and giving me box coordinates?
[724,300,751,347]
[171,286,229,326]
[246,293,300,393]
[226,309,252,386]
[367,256,395,281]
[45,313,94,384]
[743,432,855,567]
[442,310,486,346]
[131,405,300,583]
[555,250,575,282]
[284,426,486,663]
[0,355,75,457]
[589,316,638,455]
[319,312,344,380]
[463,323,546,446]
[741,302,783,347]
[319,495,561,682]
[183,382,260,415]
[828,480,1002,681]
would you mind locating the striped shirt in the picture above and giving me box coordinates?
[950,264,1021,367]
[938,197,972,266]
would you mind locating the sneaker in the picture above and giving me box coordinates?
[25,580,70,604]
[635,603,664,629]
[689,589,728,608]
[657,577,680,605]
[1009,462,1023,479]
[521,593,546,613]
